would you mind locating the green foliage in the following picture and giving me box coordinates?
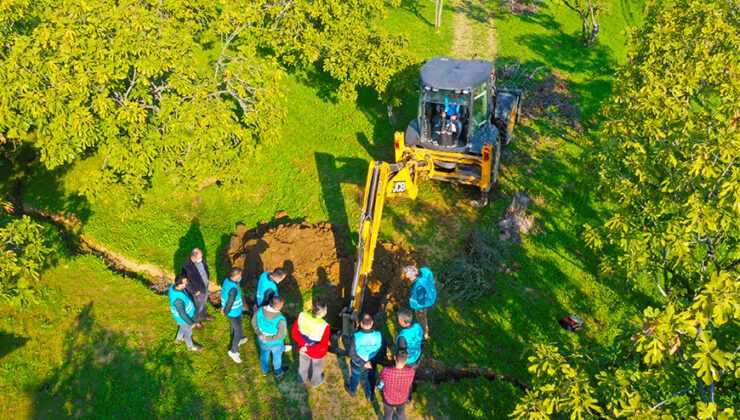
[260,0,411,100]
[513,275,740,417]
[517,0,740,417]
[0,215,52,305]
[588,0,740,297]
[553,0,602,45]
[0,0,284,201]
[0,0,410,200]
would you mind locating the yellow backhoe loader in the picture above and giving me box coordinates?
[340,57,522,338]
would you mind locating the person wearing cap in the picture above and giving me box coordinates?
[346,313,385,402]
[291,301,331,387]
[252,296,290,377]
[402,265,437,339]
[255,267,287,308]
[379,351,415,420]
[168,275,202,351]
[221,267,248,364]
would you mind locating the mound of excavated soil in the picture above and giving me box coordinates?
[223,219,419,325]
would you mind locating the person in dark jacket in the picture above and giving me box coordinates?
[168,275,202,351]
[181,248,213,329]
[346,313,386,402]
[221,267,247,364]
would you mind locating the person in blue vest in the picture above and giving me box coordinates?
[221,267,247,364]
[403,265,437,340]
[395,309,423,369]
[254,267,287,309]
[251,296,290,377]
[346,313,386,402]
[395,308,424,403]
[168,275,202,351]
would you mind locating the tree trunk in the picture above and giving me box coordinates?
[435,0,444,27]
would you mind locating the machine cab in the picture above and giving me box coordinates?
[406,57,499,155]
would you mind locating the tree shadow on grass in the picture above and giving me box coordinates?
[0,330,28,361]
[400,0,434,26]
[32,302,226,418]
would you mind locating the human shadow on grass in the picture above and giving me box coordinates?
[32,302,225,418]
[215,232,234,282]
[173,217,207,274]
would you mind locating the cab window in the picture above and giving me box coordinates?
[472,83,488,126]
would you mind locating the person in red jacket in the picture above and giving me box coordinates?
[291,301,331,387]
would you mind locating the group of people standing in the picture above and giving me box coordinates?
[168,248,438,420]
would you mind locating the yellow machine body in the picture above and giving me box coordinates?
[341,156,433,333]
[394,131,496,193]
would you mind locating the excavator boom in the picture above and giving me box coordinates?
[341,158,433,339]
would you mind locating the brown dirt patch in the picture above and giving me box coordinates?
[223,219,419,326]
[502,0,541,15]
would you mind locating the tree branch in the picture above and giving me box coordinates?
[651,386,694,410]
[124,67,137,101]
[214,26,247,78]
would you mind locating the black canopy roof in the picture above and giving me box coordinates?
[420,57,492,91]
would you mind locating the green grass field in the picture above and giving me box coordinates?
[3,0,650,417]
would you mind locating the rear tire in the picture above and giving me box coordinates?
[471,190,490,208]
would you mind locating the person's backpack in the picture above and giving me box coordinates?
[559,314,584,331]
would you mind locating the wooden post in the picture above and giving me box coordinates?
[435,0,444,27]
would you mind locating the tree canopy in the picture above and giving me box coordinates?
[0,0,408,200]
[515,0,739,417]
[0,215,51,305]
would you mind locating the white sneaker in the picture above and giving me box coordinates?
[284,345,293,352]
[228,351,242,364]
[238,338,249,347]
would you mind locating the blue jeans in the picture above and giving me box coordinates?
[348,361,376,399]
[258,339,284,374]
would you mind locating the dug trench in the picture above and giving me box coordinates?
[14,199,528,390]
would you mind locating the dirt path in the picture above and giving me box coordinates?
[450,0,498,61]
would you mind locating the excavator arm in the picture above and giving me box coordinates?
[340,157,434,339]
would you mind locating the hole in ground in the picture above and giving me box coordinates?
[223,219,421,329]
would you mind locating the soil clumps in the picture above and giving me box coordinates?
[223,218,419,326]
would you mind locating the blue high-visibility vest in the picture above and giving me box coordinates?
[168,285,195,325]
[220,278,243,318]
[396,323,424,364]
[354,330,382,362]
[256,307,286,344]
[410,267,437,310]
[444,97,460,117]
[255,272,278,307]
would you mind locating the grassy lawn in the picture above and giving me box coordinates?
[0,251,387,418]
[6,0,652,417]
